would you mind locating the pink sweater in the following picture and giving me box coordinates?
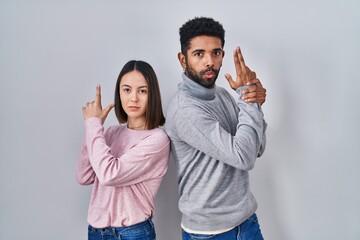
[76,117,170,228]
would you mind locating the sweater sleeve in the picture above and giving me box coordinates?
[174,86,266,170]
[76,137,96,185]
[84,118,170,187]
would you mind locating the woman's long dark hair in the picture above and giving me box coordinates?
[114,60,165,130]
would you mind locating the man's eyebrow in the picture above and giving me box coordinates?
[191,48,223,54]
[191,49,205,54]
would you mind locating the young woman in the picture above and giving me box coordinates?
[77,60,170,240]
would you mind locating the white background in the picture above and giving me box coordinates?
[1,0,359,239]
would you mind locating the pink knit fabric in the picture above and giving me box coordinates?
[77,117,170,228]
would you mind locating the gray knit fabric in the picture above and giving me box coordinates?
[165,73,267,232]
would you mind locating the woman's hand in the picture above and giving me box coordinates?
[82,84,114,124]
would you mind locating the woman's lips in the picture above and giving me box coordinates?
[128,106,140,110]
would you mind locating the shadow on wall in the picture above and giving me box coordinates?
[153,154,182,240]
[254,57,295,240]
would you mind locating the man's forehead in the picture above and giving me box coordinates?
[188,35,222,50]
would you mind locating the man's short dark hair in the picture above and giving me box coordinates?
[179,17,225,54]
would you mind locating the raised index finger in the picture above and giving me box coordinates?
[95,84,102,104]
[233,48,242,76]
[236,46,247,71]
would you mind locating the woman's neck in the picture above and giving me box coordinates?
[127,118,147,130]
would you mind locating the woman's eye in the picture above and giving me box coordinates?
[139,89,147,94]
[123,88,130,93]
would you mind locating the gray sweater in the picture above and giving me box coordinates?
[165,73,267,232]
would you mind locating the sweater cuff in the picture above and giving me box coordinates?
[235,86,250,99]
[84,117,104,147]
[236,86,262,111]
[85,117,102,128]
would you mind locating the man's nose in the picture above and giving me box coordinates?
[204,54,214,68]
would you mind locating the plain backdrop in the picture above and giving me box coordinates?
[1,0,359,239]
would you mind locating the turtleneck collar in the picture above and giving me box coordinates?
[179,72,216,101]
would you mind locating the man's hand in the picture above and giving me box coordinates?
[225,47,266,106]
[242,78,266,106]
[82,84,114,124]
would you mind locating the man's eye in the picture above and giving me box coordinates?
[194,52,203,57]
[214,50,222,56]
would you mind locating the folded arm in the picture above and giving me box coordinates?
[84,118,170,187]
[175,87,266,170]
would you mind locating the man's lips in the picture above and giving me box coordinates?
[203,71,215,78]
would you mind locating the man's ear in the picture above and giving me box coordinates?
[178,52,186,69]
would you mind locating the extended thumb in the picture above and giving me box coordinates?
[224,73,235,89]
[104,103,115,114]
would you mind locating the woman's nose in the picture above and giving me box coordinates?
[130,92,138,102]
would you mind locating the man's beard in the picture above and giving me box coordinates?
[185,63,220,88]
